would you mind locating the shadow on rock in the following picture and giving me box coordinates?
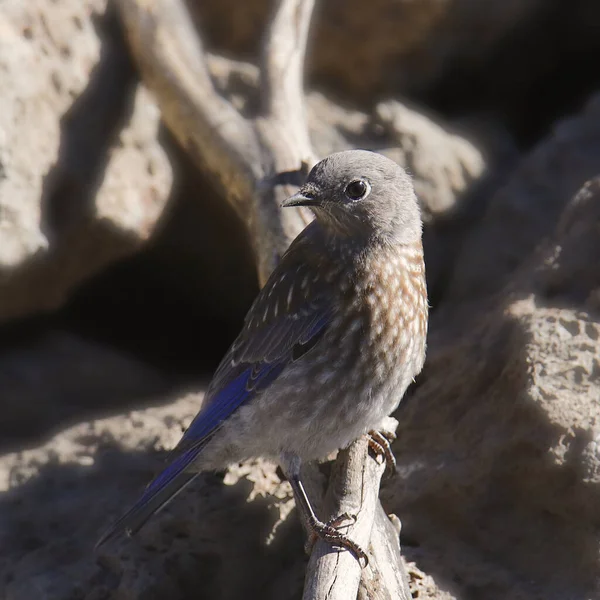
[0,401,307,600]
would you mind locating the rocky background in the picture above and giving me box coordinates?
[1,1,600,599]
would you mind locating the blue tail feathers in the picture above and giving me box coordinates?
[95,446,202,548]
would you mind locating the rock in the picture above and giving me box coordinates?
[0,331,172,448]
[0,389,456,600]
[0,394,306,600]
[385,178,600,600]
[373,100,490,221]
[191,0,547,99]
[0,1,172,323]
[443,92,600,313]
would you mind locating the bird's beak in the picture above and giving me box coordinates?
[281,189,320,208]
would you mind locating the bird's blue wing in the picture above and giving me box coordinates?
[95,362,288,547]
[97,226,335,547]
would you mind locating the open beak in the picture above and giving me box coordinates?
[281,189,320,208]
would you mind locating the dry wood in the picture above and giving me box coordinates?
[357,506,412,600]
[302,417,410,600]
[115,0,315,285]
[115,1,411,598]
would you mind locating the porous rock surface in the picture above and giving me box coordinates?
[444,92,600,313]
[0,0,172,323]
[387,178,600,600]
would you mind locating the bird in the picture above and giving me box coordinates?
[96,149,428,562]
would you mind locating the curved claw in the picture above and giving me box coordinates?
[281,455,369,567]
[305,513,368,567]
[367,429,397,476]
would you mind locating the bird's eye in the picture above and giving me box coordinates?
[345,179,370,201]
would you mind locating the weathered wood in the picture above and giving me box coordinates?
[303,417,411,600]
[357,506,412,600]
[115,0,314,284]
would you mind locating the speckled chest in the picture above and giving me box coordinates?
[319,241,428,398]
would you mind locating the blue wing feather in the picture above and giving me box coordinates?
[96,224,335,547]
[95,361,288,548]
[181,361,286,445]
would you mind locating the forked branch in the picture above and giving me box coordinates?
[116,0,315,284]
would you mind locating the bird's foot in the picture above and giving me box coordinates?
[304,512,368,566]
[367,429,397,476]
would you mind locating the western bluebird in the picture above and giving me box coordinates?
[97,150,428,561]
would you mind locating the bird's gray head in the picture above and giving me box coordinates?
[282,150,421,245]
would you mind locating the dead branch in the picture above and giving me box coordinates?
[358,506,412,600]
[115,0,314,284]
[114,1,411,597]
[302,418,410,600]
[259,0,315,154]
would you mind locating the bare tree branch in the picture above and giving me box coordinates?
[252,0,317,283]
[302,418,411,600]
[115,0,314,284]
[358,506,412,600]
[116,0,259,198]
[260,0,315,155]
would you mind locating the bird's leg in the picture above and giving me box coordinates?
[290,473,368,565]
[280,453,368,566]
[367,429,397,476]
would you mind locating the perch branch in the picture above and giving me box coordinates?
[358,506,412,600]
[303,417,411,600]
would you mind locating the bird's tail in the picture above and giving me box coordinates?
[95,446,202,549]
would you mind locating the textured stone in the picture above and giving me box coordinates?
[385,178,600,600]
[373,100,488,221]
[0,331,172,448]
[0,1,172,322]
[0,394,301,600]
[444,92,600,312]
[0,389,454,600]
